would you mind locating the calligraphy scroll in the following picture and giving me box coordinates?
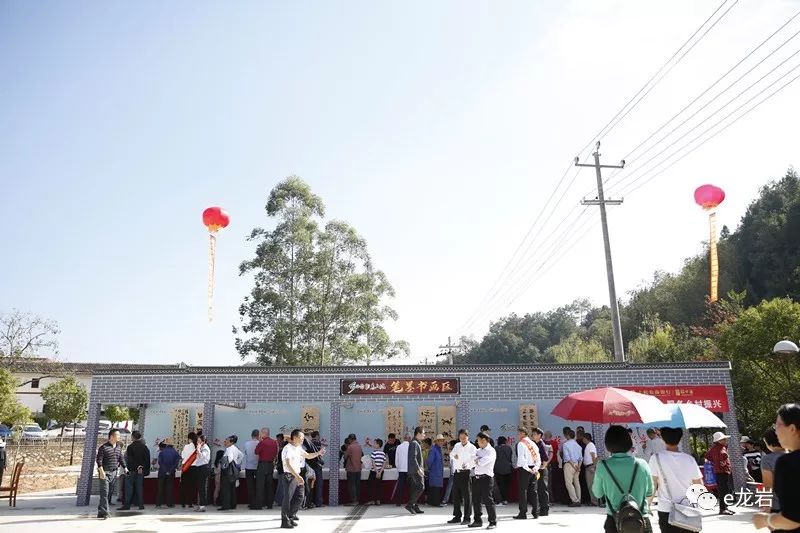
[195,408,204,432]
[301,406,320,433]
[171,408,189,446]
[417,406,436,435]
[519,404,538,430]
[438,405,456,467]
[385,406,404,440]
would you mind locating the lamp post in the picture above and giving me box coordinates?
[773,340,799,356]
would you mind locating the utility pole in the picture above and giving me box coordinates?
[438,336,461,365]
[576,141,626,362]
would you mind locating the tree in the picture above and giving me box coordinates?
[235,176,407,366]
[627,315,714,363]
[104,405,132,424]
[0,368,31,427]
[0,310,59,364]
[41,376,88,435]
[714,298,800,435]
[546,334,612,364]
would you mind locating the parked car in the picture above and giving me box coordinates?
[97,419,112,434]
[0,424,11,438]
[47,423,86,438]
[19,423,49,441]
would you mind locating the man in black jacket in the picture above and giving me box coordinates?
[120,430,150,510]
[405,426,426,515]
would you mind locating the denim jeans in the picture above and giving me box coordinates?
[125,472,144,507]
[97,470,119,517]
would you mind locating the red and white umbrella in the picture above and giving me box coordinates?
[551,387,671,424]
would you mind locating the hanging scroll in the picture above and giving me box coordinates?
[195,408,204,432]
[385,406,404,440]
[418,406,436,435]
[438,405,457,467]
[172,408,189,446]
[301,406,320,433]
[519,404,538,430]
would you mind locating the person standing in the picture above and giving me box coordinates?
[255,427,278,510]
[706,431,735,515]
[742,438,764,483]
[274,434,286,507]
[561,428,583,507]
[514,426,541,520]
[180,432,199,508]
[192,434,212,512]
[243,429,260,509]
[369,438,387,505]
[447,429,476,525]
[470,432,498,530]
[759,428,786,514]
[96,429,126,519]
[427,435,445,507]
[217,435,244,511]
[304,431,324,508]
[393,435,410,506]
[648,427,702,533]
[644,429,667,462]
[582,433,599,506]
[0,436,6,487]
[592,425,654,533]
[405,426,426,515]
[156,438,180,509]
[384,433,399,467]
[532,428,550,516]
[753,403,800,532]
[119,430,149,511]
[493,436,513,505]
[344,434,363,505]
[281,429,324,529]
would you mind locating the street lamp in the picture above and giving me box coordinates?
[773,340,800,355]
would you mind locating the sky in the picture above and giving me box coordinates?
[1,0,799,367]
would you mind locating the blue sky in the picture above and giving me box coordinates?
[2,1,799,366]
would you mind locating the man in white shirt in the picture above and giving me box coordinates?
[392,435,410,505]
[470,432,498,530]
[219,435,245,511]
[648,427,702,531]
[447,429,477,525]
[644,428,667,461]
[581,433,599,506]
[281,429,324,529]
[514,426,541,520]
[560,428,583,507]
[243,429,260,510]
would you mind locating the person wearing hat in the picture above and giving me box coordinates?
[706,431,734,515]
[156,438,181,509]
[218,435,244,511]
[427,434,445,507]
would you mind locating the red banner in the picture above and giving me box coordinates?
[340,378,460,395]
[621,385,730,412]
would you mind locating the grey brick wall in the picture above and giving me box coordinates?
[76,362,743,507]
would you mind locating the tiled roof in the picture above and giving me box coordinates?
[2,359,182,374]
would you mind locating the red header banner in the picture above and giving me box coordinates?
[621,385,730,412]
[340,378,460,396]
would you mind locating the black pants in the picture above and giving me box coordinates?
[495,473,511,502]
[219,475,236,509]
[716,472,733,512]
[407,473,424,507]
[180,467,196,506]
[347,472,361,504]
[245,469,258,508]
[312,464,323,506]
[428,485,441,506]
[256,461,274,509]
[537,468,550,514]
[471,476,497,525]
[368,471,383,503]
[451,470,472,520]
[281,474,303,526]
[517,469,539,517]
[157,474,175,506]
[194,465,209,507]
[393,472,407,504]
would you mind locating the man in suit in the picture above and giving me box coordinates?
[405,426,426,515]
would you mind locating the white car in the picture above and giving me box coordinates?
[20,424,49,441]
[47,423,86,438]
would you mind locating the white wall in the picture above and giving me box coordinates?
[13,371,93,414]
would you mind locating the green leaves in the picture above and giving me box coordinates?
[0,368,31,426]
[235,176,407,366]
[40,375,88,426]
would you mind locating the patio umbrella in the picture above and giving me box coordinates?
[637,402,727,429]
[551,386,671,424]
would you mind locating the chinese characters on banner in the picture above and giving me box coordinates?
[340,378,460,395]
[519,404,538,430]
[195,408,203,432]
[385,407,404,440]
[418,406,436,435]
[171,408,189,446]
[620,385,730,412]
[301,406,320,434]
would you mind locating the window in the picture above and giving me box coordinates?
[31,378,40,389]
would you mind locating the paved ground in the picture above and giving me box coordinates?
[0,489,761,532]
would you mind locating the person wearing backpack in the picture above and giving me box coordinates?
[592,425,654,533]
[648,427,703,533]
[218,435,244,511]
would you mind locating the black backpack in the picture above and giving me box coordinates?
[602,459,647,533]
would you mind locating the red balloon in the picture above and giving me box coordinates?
[694,184,725,210]
[202,206,230,233]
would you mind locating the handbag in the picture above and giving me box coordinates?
[655,453,703,533]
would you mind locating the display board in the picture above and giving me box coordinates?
[301,406,320,433]
[385,406,404,440]
[519,404,539,430]
[417,406,436,434]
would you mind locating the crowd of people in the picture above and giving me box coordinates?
[92,402,800,533]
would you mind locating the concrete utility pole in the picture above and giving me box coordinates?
[576,142,626,362]
[438,336,461,365]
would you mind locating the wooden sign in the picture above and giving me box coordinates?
[417,406,436,435]
[341,378,460,395]
[519,404,538,430]
[301,406,320,433]
[385,406,404,440]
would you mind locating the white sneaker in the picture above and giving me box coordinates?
[195,506,206,512]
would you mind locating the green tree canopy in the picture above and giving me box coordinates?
[41,376,88,432]
[104,405,132,424]
[0,368,31,426]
